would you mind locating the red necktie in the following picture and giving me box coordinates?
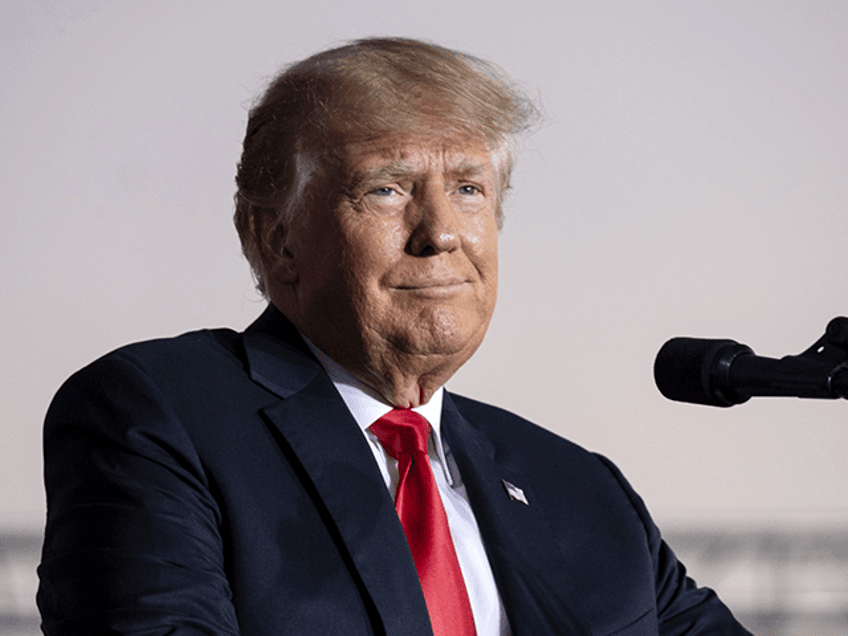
[370,409,477,636]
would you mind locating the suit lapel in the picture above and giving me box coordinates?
[242,307,433,636]
[441,395,592,636]
[241,307,590,635]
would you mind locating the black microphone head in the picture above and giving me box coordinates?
[654,337,748,407]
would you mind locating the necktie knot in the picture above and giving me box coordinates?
[369,408,430,459]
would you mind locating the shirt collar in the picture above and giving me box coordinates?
[302,337,451,481]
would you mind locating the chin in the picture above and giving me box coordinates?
[395,315,490,359]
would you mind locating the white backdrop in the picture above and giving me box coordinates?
[3,0,847,531]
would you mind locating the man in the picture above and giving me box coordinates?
[38,38,751,635]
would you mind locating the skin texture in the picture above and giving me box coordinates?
[267,134,499,407]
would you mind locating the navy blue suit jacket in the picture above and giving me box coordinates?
[38,306,750,635]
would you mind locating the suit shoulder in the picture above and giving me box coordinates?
[447,392,594,461]
[448,392,540,429]
[50,327,247,412]
[86,327,241,376]
[114,326,242,364]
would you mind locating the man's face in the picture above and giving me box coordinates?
[271,134,499,392]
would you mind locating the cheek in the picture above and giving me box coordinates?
[342,220,405,280]
[474,221,499,312]
[332,227,399,311]
[469,217,499,275]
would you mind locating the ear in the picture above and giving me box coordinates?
[258,216,298,286]
[270,236,298,286]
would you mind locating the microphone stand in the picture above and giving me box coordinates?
[717,316,848,404]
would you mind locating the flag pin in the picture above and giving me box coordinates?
[502,480,529,505]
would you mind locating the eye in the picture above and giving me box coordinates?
[373,186,397,197]
[458,184,481,195]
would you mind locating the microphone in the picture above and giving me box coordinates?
[654,317,848,407]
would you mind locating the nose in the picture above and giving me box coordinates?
[407,186,461,256]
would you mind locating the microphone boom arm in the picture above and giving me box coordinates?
[655,317,848,407]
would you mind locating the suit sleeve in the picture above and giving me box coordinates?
[594,455,753,636]
[37,352,241,635]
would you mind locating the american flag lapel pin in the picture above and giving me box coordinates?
[501,480,529,506]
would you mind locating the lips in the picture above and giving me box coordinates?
[394,277,469,290]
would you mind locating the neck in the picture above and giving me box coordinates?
[356,362,445,408]
[307,335,477,408]
[344,346,471,408]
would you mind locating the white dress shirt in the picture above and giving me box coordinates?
[304,339,511,636]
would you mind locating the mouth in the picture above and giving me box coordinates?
[393,279,470,295]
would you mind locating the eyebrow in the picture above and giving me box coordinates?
[347,158,491,193]
[350,161,420,190]
[449,159,490,179]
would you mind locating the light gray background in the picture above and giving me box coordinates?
[3,1,847,532]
